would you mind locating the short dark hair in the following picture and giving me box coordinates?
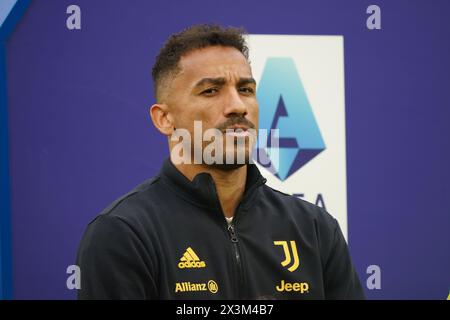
[152,24,249,101]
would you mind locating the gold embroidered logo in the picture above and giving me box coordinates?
[276,280,309,293]
[274,240,299,272]
[178,247,206,269]
[174,280,219,293]
[207,280,218,294]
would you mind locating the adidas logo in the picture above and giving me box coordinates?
[178,247,206,269]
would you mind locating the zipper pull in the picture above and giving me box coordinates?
[228,225,239,243]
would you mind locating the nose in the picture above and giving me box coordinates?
[223,88,248,117]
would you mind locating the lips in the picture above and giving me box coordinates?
[223,126,251,137]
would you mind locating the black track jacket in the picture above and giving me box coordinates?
[76,158,364,299]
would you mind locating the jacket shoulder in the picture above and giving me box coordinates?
[260,185,338,228]
[89,175,162,226]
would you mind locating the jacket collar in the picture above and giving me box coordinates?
[159,158,267,211]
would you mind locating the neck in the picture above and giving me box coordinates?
[173,160,247,218]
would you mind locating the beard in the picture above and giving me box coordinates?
[200,134,255,171]
[169,118,257,168]
[208,151,251,171]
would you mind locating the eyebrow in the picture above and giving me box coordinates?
[237,77,256,87]
[193,77,256,89]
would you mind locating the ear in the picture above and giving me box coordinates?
[149,103,174,136]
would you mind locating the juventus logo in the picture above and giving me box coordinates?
[274,240,299,272]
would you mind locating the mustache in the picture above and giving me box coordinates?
[215,116,256,132]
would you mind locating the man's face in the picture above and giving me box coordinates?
[166,46,259,168]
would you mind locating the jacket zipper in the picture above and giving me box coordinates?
[215,177,266,298]
[227,222,244,298]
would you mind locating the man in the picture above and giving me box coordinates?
[77,24,364,299]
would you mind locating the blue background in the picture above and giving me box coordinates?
[1,0,449,299]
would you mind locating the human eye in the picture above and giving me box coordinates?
[200,87,219,96]
[239,87,255,95]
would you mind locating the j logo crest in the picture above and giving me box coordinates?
[274,240,300,272]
